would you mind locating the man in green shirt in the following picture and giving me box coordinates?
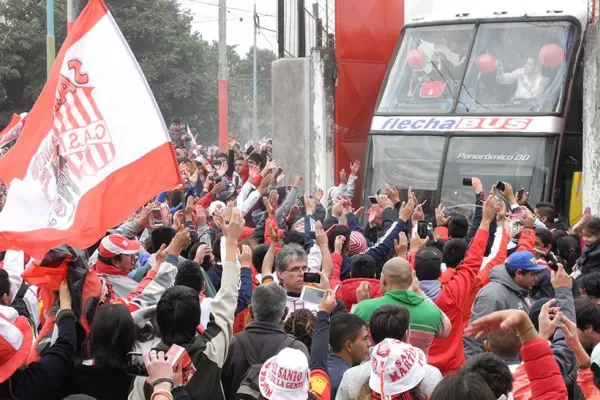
[353,257,451,356]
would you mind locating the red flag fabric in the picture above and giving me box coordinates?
[0,0,181,258]
[0,112,27,148]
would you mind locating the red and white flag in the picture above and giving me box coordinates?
[0,112,28,148]
[0,0,181,258]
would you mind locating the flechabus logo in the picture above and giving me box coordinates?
[376,117,533,131]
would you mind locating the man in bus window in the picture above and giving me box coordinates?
[496,57,550,99]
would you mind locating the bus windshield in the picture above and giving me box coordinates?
[378,20,576,114]
[378,25,475,113]
[440,136,555,220]
[457,21,576,114]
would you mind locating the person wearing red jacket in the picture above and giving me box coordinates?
[417,195,498,376]
[332,254,382,312]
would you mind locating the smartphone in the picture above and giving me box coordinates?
[547,251,559,271]
[151,208,163,227]
[300,286,326,305]
[303,272,321,284]
[246,145,255,155]
[462,178,472,186]
[126,352,148,376]
[417,220,429,239]
[368,196,378,204]
[495,181,506,192]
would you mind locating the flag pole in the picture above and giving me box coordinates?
[218,0,228,151]
[252,0,259,143]
[67,0,80,32]
[46,0,56,78]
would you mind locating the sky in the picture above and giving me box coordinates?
[180,0,279,57]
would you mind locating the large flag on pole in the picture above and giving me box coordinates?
[0,0,181,258]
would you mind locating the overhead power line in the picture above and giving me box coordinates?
[187,0,277,18]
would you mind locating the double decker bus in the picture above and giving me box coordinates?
[363,0,588,219]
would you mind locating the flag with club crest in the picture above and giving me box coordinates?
[0,0,181,258]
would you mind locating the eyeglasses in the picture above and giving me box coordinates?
[286,266,309,274]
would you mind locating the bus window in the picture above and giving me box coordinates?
[456,21,576,114]
[366,135,445,216]
[440,136,555,220]
[378,25,474,114]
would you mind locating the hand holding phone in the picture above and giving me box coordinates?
[151,208,164,227]
[417,220,429,239]
[303,272,321,284]
[300,286,326,305]
[546,251,559,271]
[126,352,148,376]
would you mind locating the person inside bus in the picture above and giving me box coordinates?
[496,57,550,100]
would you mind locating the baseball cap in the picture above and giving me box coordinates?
[369,339,426,399]
[98,234,141,258]
[505,251,546,272]
[415,247,443,271]
[259,348,310,400]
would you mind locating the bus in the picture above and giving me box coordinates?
[362,0,589,220]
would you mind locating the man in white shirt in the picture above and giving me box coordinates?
[496,57,550,99]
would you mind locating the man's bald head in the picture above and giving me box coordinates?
[381,257,413,290]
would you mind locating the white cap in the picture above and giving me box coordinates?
[369,339,426,399]
[259,348,310,400]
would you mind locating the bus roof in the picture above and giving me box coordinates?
[405,0,589,28]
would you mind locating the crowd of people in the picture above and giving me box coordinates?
[1,126,600,400]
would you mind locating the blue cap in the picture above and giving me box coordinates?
[505,251,546,271]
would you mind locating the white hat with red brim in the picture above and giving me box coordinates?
[98,234,141,258]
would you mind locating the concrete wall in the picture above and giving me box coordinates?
[583,23,600,215]
[272,48,335,197]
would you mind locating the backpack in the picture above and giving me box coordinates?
[11,283,32,323]
[234,334,297,399]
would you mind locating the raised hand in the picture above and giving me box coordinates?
[315,221,328,248]
[293,174,302,188]
[394,231,408,257]
[304,193,314,215]
[238,245,252,268]
[384,183,400,205]
[222,207,245,241]
[435,204,451,226]
[482,195,499,224]
[334,235,346,254]
[314,188,324,203]
[376,193,394,210]
[217,161,228,177]
[248,165,261,180]
[196,205,207,226]
[350,160,360,176]
[410,231,428,252]
[465,309,531,341]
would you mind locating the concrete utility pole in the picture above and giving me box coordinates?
[67,0,80,32]
[46,0,55,78]
[252,0,259,142]
[218,0,229,151]
[583,23,600,215]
